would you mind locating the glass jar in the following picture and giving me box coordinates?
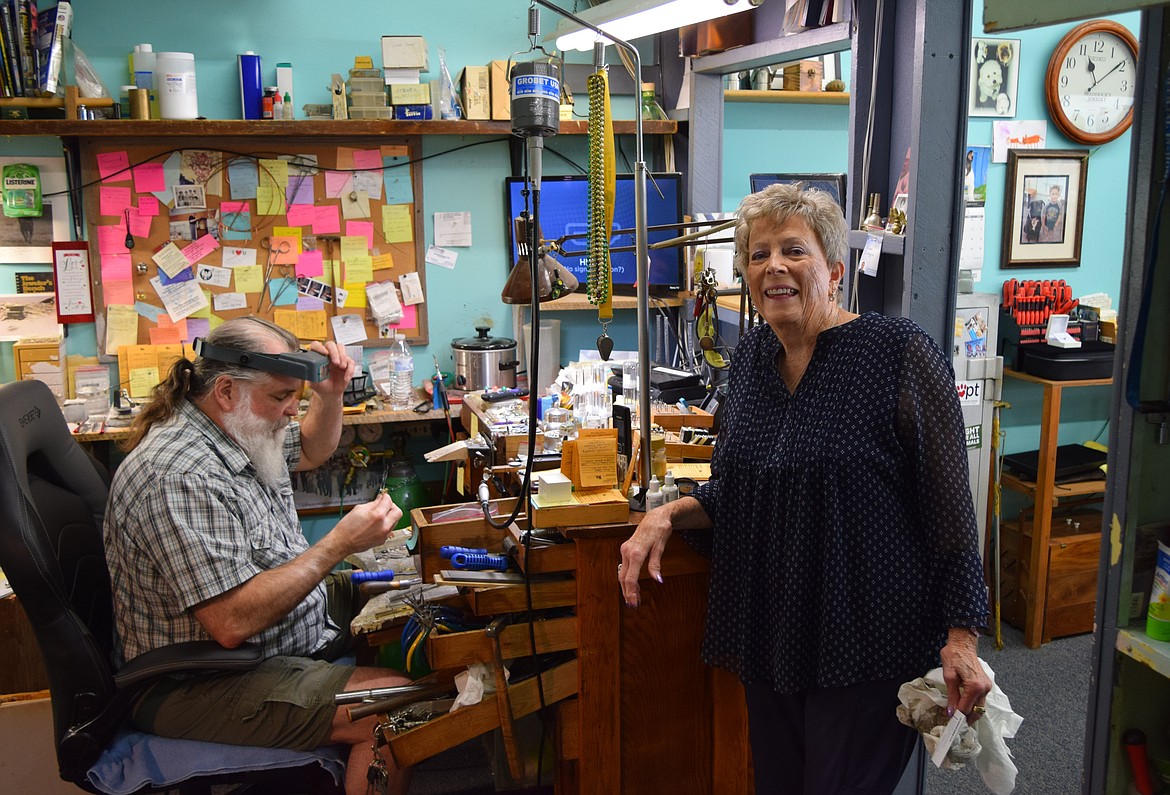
[541,405,577,454]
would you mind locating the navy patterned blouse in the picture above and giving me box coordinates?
[689,312,988,693]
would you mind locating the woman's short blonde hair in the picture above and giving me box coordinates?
[733,183,848,274]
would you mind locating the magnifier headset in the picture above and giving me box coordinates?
[193,337,331,382]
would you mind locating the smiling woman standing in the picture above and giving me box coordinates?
[618,183,991,794]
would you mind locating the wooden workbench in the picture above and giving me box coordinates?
[396,503,751,794]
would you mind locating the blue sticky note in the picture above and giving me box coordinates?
[268,277,298,306]
[286,173,315,205]
[221,209,252,241]
[158,266,194,286]
[150,152,182,204]
[228,158,259,199]
[135,301,165,322]
[383,156,414,204]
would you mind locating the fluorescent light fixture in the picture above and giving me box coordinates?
[552,0,759,52]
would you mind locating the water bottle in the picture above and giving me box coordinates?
[388,333,414,409]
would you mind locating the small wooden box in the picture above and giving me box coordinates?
[410,499,520,581]
[782,59,824,92]
[13,338,65,401]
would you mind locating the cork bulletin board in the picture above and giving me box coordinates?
[78,137,428,364]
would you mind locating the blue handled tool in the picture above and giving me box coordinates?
[348,569,396,583]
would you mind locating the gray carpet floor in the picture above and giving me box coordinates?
[408,624,1095,794]
[924,625,1094,795]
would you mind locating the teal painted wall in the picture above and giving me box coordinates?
[0,1,1140,468]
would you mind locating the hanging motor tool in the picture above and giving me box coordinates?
[586,45,616,360]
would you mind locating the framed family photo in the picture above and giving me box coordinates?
[1001,150,1088,268]
[969,37,1020,118]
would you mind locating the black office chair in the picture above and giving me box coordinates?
[0,380,344,794]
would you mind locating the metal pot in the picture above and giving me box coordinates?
[451,327,517,391]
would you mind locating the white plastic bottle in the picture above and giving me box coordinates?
[388,333,415,409]
[272,91,284,121]
[282,91,294,120]
[131,44,158,119]
[156,52,199,120]
[644,475,664,511]
[661,470,679,504]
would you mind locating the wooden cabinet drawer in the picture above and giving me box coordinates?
[461,577,577,615]
[383,658,578,769]
[426,616,577,669]
[505,522,576,574]
[411,499,521,581]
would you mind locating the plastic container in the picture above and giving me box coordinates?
[388,333,415,409]
[272,91,284,120]
[282,92,294,120]
[238,52,262,120]
[348,106,396,120]
[644,476,664,511]
[118,85,134,118]
[131,44,158,119]
[661,470,679,503]
[349,90,389,107]
[156,51,198,119]
[540,404,576,454]
[521,318,560,395]
[349,76,386,93]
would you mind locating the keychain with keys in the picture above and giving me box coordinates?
[366,723,390,795]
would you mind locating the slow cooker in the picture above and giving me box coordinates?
[451,327,517,391]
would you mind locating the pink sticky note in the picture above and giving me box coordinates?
[286,203,315,226]
[221,200,249,214]
[346,221,374,249]
[97,151,131,182]
[127,207,153,238]
[101,253,133,281]
[99,186,133,218]
[104,280,135,306]
[325,171,354,198]
[296,249,324,278]
[97,225,130,255]
[138,195,160,216]
[312,205,341,235]
[388,304,418,329]
[132,162,166,193]
[353,149,382,170]
[183,234,221,264]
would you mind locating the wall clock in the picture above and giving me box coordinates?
[1045,19,1138,145]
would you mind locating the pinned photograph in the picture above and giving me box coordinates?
[962,146,991,205]
[969,37,1020,118]
[168,210,220,242]
[172,184,207,211]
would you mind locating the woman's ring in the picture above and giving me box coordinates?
[617,563,623,572]
[971,705,987,714]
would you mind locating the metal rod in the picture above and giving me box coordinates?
[532,0,652,490]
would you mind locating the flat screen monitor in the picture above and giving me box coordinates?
[749,173,847,208]
[505,173,686,295]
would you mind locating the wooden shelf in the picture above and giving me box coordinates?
[847,229,905,255]
[1004,368,1113,390]
[725,89,848,104]
[693,20,852,75]
[0,117,677,139]
[1001,470,1108,501]
[534,292,684,311]
[1117,628,1170,680]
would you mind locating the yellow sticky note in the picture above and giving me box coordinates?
[272,226,303,244]
[233,265,263,293]
[382,204,413,243]
[104,304,138,354]
[340,235,368,260]
[372,252,395,271]
[273,308,300,337]
[343,282,367,308]
[209,313,224,330]
[258,158,289,187]
[190,289,213,319]
[256,184,286,216]
[297,309,328,340]
[345,255,373,283]
[128,366,160,399]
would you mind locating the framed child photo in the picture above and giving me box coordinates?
[1001,149,1088,268]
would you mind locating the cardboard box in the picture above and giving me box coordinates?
[383,67,421,85]
[389,82,430,105]
[489,60,510,121]
[14,338,64,400]
[393,104,433,120]
[459,65,490,120]
[381,36,428,71]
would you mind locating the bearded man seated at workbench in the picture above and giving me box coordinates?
[104,316,410,795]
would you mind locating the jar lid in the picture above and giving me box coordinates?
[452,326,515,351]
